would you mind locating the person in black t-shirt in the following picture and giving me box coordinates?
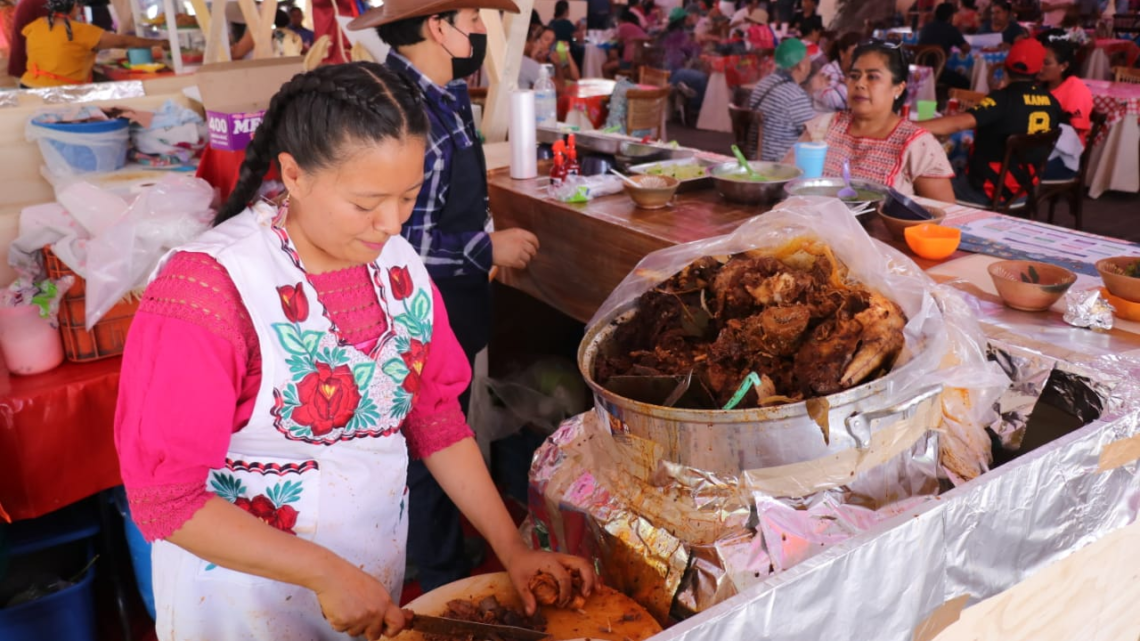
[550,0,576,41]
[922,38,1065,206]
[790,0,823,36]
[919,3,972,89]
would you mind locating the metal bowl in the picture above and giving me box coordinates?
[783,177,890,215]
[709,161,803,205]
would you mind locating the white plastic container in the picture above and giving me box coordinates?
[0,304,64,375]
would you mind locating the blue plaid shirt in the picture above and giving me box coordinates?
[387,52,493,281]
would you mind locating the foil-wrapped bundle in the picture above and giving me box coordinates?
[1063,288,1115,330]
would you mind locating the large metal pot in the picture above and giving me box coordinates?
[710,161,802,206]
[578,303,943,477]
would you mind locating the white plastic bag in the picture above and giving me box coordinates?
[84,175,215,329]
[590,196,1010,483]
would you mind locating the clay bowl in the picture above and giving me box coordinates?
[987,260,1077,312]
[1096,256,1140,303]
[623,174,680,209]
[904,223,961,260]
[877,204,946,242]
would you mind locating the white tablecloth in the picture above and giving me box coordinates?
[1083,49,1113,82]
[696,71,733,133]
[583,29,613,79]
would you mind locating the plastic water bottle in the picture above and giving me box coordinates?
[534,64,557,128]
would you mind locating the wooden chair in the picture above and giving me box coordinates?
[949,88,986,110]
[1036,112,1108,231]
[961,130,1060,216]
[626,86,671,140]
[1113,12,1140,39]
[728,104,764,160]
[639,66,671,88]
[1114,66,1140,84]
[628,37,653,78]
[906,45,947,80]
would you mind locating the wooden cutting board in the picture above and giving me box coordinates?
[397,572,662,641]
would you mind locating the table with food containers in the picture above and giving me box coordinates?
[483,128,1140,639]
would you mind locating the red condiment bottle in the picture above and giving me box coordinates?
[550,140,568,185]
[566,134,581,177]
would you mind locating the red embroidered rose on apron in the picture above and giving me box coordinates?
[292,362,363,435]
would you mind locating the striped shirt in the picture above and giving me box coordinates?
[386,52,493,282]
[749,70,816,162]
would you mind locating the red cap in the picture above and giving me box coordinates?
[1005,38,1046,75]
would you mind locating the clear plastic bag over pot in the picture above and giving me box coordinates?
[587,197,1010,485]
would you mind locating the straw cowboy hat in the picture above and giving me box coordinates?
[349,0,520,31]
[746,8,769,24]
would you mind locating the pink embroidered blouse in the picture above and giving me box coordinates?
[115,251,474,542]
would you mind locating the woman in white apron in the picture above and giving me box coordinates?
[114,61,594,641]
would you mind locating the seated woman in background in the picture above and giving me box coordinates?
[785,40,956,201]
[21,0,167,88]
[661,7,708,112]
[1038,29,1093,180]
[813,31,862,112]
[534,26,581,87]
[611,8,649,74]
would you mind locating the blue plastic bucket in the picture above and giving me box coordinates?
[29,117,130,174]
[113,488,155,620]
[0,556,98,641]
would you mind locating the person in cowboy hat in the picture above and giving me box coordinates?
[349,0,542,594]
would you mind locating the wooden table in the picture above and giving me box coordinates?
[488,165,953,324]
[489,167,782,323]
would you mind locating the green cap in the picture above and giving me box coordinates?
[668,6,688,23]
[775,38,807,69]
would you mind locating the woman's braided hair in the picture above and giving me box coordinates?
[46,0,77,40]
[214,62,429,226]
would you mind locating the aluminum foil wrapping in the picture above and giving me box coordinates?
[26,81,147,104]
[1063,287,1115,330]
[0,93,17,109]
[529,322,1140,639]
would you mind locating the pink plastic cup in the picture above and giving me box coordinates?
[0,304,64,375]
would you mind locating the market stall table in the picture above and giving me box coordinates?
[1085,79,1140,198]
[0,357,123,521]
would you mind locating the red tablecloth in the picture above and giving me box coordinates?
[701,53,774,87]
[1096,38,1140,68]
[0,358,123,521]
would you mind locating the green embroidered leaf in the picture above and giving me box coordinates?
[272,323,308,356]
[282,384,300,407]
[289,422,308,436]
[382,358,409,381]
[278,480,303,504]
[209,472,246,502]
[286,355,310,379]
[394,314,423,338]
[267,483,280,506]
[353,362,376,388]
[301,331,323,357]
[410,289,431,322]
[395,335,410,354]
[390,387,413,419]
[205,563,217,571]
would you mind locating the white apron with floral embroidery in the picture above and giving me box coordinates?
[149,204,436,641]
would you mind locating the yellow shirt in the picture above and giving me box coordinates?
[21,17,104,88]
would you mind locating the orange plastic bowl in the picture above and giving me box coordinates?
[904,223,961,260]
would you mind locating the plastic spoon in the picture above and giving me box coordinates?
[731,144,760,179]
[609,168,642,188]
[839,160,858,200]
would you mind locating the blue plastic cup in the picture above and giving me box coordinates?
[794,142,828,179]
